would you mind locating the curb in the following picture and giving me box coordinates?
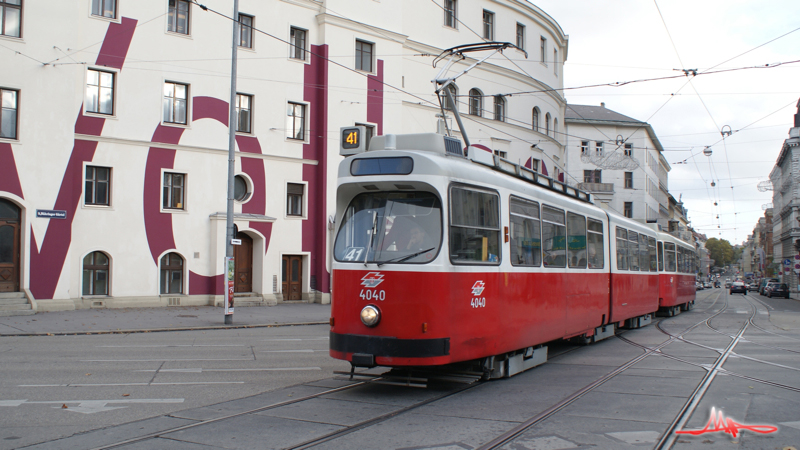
[0,321,330,337]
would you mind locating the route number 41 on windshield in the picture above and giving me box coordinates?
[343,247,364,261]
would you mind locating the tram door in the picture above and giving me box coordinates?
[0,199,20,293]
[282,255,302,301]
[233,230,253,293]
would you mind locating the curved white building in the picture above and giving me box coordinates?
[0,0,567,311]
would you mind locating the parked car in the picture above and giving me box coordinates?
[714,281,721,288]
[759,278,781,295]
[703,282,712,289]
[765,282,790,299]
[696,282,704,291]
[725,280,732,288]
[730,281,747,294]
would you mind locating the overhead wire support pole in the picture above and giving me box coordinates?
[224,0,240,325]
[431,42,526,153]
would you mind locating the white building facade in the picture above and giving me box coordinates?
[563,104,670,228]
[770,100,800,287]
[0,0,569,310]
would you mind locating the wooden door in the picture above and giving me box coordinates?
[282,255,302,300]
[233,231,253,293]
[0,200,20,293]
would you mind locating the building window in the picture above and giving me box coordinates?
[85,166,111,206]
[580,141,589,155]
[85,69,115,115]
[286,102,305,140]
[584,170,601,183]
[160,252,183,294]
[469,89,482,116]
[532,107,539,132]
[163,172,185,210]
[494,96,505,121]
[233,174,251,202]
[531,158,540,172]
[595,141,603,156]
[444,0,456,28]
[0,88,18,139]
[238,14,253,48]
[83,252,110,296]
[540,36,547,64]
[290,27,307,60]
[624,172,633,189]
[439,84,457,111]
[91,0,116,19]
[554,49,558,76]
[167,0,190,35]
[494,150,507,159]
[355,39,373,72]
[482,10,493,40]
[235,93,252,133]
[163,81,188,124]
[356,122,375,150]
[287,183,304,216]
[0,0,21,37]
[545,112,550,136]
[516,23,525,50]
[624,202,633,218]
[624,143,633,156]
[553,118,558,140]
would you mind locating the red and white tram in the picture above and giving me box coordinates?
[329,133,696,378]
[656,231,697,316]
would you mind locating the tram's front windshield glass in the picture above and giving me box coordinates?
[334,192,442,264]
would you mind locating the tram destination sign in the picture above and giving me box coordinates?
[36,209,67,219]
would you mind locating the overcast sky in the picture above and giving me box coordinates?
[532,0,800,245]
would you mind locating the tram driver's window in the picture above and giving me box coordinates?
[449,186,500,264]
[509,197,541,267]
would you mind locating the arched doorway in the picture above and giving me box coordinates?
[0,199,21,293]
[233,227,253,293]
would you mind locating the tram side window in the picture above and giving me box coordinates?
[450,187,500,264]
[638,234,648,272]
[542,205,566,268]
[648,237,657,272]
[665,242,676,272]
[509,197,541,267]
[677,247,685,273]
[616,227,628,270]
[587,219,604,269]
[567,212,587,268]
[628,231,639,271]
[657,241,664,271]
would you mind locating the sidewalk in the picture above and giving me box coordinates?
[0,303,331,336]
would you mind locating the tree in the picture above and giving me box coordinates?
[705,238,735,268]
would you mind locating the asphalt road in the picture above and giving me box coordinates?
[2,289,800,449]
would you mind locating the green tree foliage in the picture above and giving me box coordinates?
[705,238,735,268]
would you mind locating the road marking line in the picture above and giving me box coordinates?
[134,367,322,373]
[97,345,245,348]
[19,382,244,387]
[81,358,253,362]
[1,398,184,414]
[260,349,317,353]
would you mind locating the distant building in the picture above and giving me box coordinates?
[769,100,800,287]
[564,103,671,229]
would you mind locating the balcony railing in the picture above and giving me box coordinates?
[578,182,615,193]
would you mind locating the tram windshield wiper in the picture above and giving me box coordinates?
[376,247,435,267]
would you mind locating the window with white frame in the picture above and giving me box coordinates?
[553,49,558,76]
[494,96,505,121]
[439,84,457,111]
[545,112,550,136]
[238,13,253,48]
[287,183,304,216]
[355,39,373,72]
[85,166,111,206]
[595,141,603,156]
[494,150,507,159]
[624,202,633,218]
[516,23,525,50]
[580,141,589,154]
[86,69,115,115]
[286,102,305,140]
[290,27,307,60]
[163,172,185,210]
[0,88,18,139]
[83,251,110,295]
[91,0,116,19]
[532,107,539,132]
[469,89,482,116]
[160,252,183,294]
[482,10,494,40]
[236,93,252,133]
[540,36,547,64]
[624,143,633,156]
[163,81,188,124]
[167,0,190,35]
[624,171,633,189]
[0,0,21,37]
[444,0,456,28]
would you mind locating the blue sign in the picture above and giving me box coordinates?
[36,209,67,219]
[784,259,793,266]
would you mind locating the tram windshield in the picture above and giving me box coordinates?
[334,192,442,264]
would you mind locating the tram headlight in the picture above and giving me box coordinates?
[360,305,381,327]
